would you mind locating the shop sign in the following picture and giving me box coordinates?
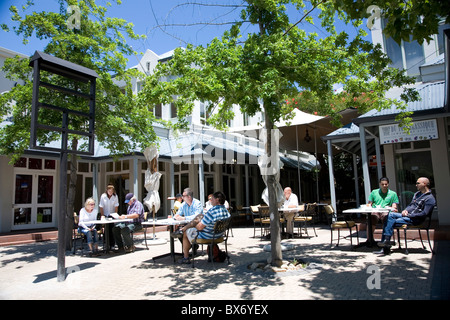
[379,119,438,144]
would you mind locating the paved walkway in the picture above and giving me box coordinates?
[0,225,449,301]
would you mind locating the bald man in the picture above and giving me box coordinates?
[282,187,299,238]
[378,177,436,253]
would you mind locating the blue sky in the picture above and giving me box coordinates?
[0,0,371,69]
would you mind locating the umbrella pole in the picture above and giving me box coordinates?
[296,126,302,203]
[152,204,156,239]
[314,127,319,203]
[147,204,166,245]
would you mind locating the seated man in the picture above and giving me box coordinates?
[377,177,436,254]
[112,193,145,253]
[282,187,299,238]
[174,188,203,222]
[367,177,399,241]
[177,191,230,264]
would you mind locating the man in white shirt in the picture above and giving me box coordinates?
[283,187,299,238]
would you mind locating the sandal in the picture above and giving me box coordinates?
[177,257,191,264]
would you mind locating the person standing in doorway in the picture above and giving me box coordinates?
[99,184,119,249]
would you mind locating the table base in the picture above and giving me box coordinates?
[146,237,167,245]
[152,252,184,263]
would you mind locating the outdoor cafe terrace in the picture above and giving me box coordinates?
[0,215,449,300]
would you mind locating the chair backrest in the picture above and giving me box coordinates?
[258,206,270,218]
[213,217,232,237]
[305,203,317,215]
[324,205,334,215]
[73,212,79,225]
[421,206,436,228]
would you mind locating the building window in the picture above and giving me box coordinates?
[154,103,162,119]
[171,103,177,118]
[44,159,56,170]
[14,157,27,168]
[122,160,130,171]
[382,18,425,77]
[78,162,90,173]
[437,23,450,55]
[200,102,210,125]
[28,158,42,170]
[243,112,249,126]
[106,162,114,172]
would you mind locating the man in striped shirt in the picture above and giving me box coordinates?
[178,191,230,264]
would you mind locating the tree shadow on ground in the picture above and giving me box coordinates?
[0,241,59,267]
[132,233,436,300]
[132,241,281,299]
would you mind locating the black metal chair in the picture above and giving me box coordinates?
[294,203,318,237]
[250,205,261,238]
[257,206,271,239]
[191,217,232,268]
[393,208,435,254]
[324,204,359,247]
[72,212,85,254]
[227,207,235,237]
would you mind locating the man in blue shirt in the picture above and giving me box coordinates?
[113,193,145,253]
[378,177,436,254]
[174,188,203,222]
[178,191,230,264]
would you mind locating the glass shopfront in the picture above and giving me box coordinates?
[12,158,56,230]
[394,142,434,208]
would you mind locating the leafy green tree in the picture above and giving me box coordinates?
[140,0,418,266]
[0,0,153,249]
[333,0,450,44]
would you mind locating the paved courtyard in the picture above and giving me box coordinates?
[0,225,449,301]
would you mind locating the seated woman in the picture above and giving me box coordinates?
[78,197,101,256]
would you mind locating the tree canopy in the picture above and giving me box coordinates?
[139,0,420,265]
[142,0,419,133]
[334,0,450,45]
[0,0,155,162]
[0,0,154,250]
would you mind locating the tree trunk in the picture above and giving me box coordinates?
[65,138,78,251]
[267,174,283,267]
[263,113,283,267]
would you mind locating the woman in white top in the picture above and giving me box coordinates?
[78,197,100,256]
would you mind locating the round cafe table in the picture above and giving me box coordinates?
[342,207,390,247]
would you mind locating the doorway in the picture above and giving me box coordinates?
[395,150,434,208]
[12,173,56,230]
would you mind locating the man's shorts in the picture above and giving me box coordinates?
[185,228,198,243]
